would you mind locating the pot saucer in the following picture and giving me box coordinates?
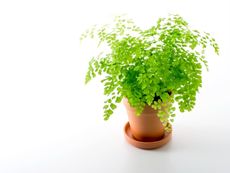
[124,122,172,149]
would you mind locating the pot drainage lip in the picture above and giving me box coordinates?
[124,122,172,149]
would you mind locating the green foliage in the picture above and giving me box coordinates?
[82,14,219,126]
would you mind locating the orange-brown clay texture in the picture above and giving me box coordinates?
[124,122,172,149]
[123,98,165,141]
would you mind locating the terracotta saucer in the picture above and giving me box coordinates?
[124,122,172,149]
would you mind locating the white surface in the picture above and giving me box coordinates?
[0,0,230,173]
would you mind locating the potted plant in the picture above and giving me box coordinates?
[81,14,219,149]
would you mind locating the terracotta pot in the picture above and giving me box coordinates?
[123,98,165,142]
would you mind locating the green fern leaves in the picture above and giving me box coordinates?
[82,14,219,125]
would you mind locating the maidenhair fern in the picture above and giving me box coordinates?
[81,14,219,127]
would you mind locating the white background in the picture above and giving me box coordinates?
[0,0,230,173]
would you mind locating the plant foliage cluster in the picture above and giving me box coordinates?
[81,14,219,127]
